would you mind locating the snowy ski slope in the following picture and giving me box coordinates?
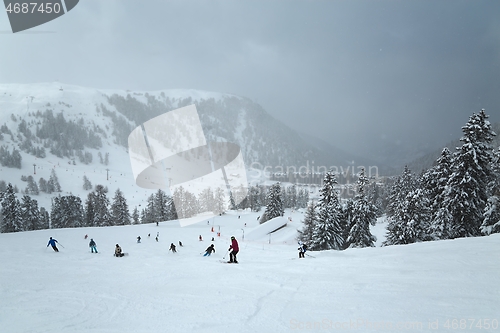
[1,210,499,333]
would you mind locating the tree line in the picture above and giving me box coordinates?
[0,178,309,233]
[298,109,500,251]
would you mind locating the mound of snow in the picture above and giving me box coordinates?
[244,216,288,241]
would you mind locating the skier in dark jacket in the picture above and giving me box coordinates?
[169,243,177,253]
[89,239,98,253]
[228,236,239,263]
[203,244,215,256]
[47,237,59,252]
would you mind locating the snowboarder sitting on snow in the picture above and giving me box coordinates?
[298,241,307,258]
[89,238,98,253]
[169,243,177,253]
[47,237,59,252]
[115,244,124,257]
[228,236,239,263]
[204,244,215,256]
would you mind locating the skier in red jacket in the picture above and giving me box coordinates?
[228,236,239,263]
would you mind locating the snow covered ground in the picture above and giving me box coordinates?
[1,211,499,333]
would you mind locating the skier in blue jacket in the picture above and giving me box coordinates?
[47,237,59,252]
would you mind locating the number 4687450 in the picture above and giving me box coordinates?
[6,2,62,14]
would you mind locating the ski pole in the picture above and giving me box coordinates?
[222,250,229,260]
[305,253,315,258]
[58,243,65,249]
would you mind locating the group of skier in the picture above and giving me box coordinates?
[46,234,242,263]
[47,233,307,261]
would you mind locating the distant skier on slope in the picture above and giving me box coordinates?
[203,244,215,256]
[89,238,98,253]
[47,237,59,252]
[228,236,239,263]
[169,243,177,253]
[298,241,307,258]
[137,236,141,243]
[115,244,124,257]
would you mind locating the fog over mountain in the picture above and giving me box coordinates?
[1,1,499,169]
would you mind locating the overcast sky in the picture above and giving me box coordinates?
[1,0,499,164]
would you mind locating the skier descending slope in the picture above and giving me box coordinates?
[203,244,215,256]
[298,241,307,258]
[228,236,239,263]
[47,237,59,252]
[89,239,98,253]
[169,243,177,253]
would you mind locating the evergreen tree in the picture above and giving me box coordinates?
[82,175,92,191]
[65,195,85,228]
[140,208,147,224]
[248,185,262,212]
[173,186,190,219]
[154,189,175,222]
[142,193,156,224]
[198,187,215,213]
[110,189,130,225]
[84,192,95,227]
[213,187,226,215]
[481,147,500,235]
[310,171,344,250]
[444,110,496,238]
[0,183,22,233]
[386,166,417,219]
[234,185,249,210]
[481,195,500,235]
[300,188,310,208]
[85,185,110,227]
[341,199,354,244]
[92,185,110,227]
[184,190,199,217]
[298,201,316,245]
[11,148,22,168]
[38,177,48,193]
[260,182,283,224]
[39,206,50,229]
[132,206,140,225]
[423,148,453,239]
[21,195,40,231]
[228,191,237,210]
[383,189,431,245]
[25,175,39,195]
[47,169,62,193]
[347,169,377,248]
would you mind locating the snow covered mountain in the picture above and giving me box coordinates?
[0,82,380,211]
